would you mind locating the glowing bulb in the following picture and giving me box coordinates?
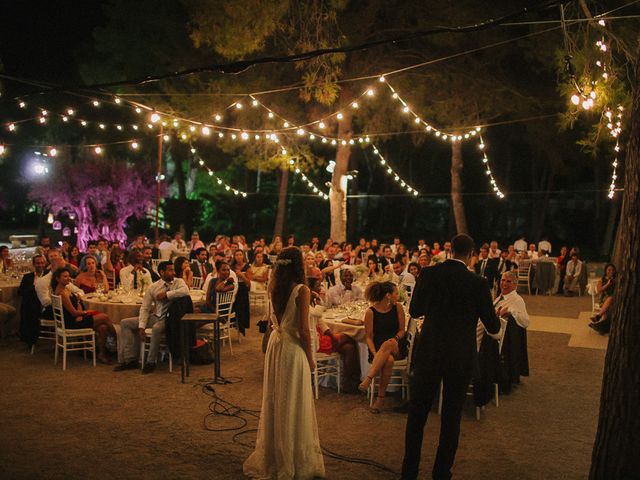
[402,106,409,113]
[252,99,259,107]
[151,113,160,123]
[116,125,123,130]
[571,93,580,105]
[351,101,359,109]
[283,122,289,128]
[19,101,26,108]
[235,102,243,109]
[0,145,7,155]
[241,132,249,140]
[414,117,420,124]
[81,121,87,126]
[99,124,106,130]
[131,142,139,149]
[589,91,596,99]
[132,125,139,130]
[337,113,343,120]
[268,112,274,119]
[114,97,121,104]
[582,100,591,110]
[8,123,16,131]
[319,122,326,129]
[49,148,57,157]
[296,128,305,136]
[163,135,170,141]
[135,107,142,114]
[92,100,100,107]
[67,108,75,115]
[94,146,102,154]
[366,89,375,96]
[479,143,485,150]
[202,126,210,135]
[39,117,46,124]
[378,76,385,82]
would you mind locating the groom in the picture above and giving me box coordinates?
[401,234,501,480]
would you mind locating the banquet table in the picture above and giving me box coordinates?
[83,289,206,362]
[0,278,21,304]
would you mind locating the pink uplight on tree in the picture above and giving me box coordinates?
[30,155,161,251]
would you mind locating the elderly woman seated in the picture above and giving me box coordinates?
[326,269,363,307]
[590,263,617,334]
[308,277,360,392]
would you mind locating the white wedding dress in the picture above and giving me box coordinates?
[244,284,325,479]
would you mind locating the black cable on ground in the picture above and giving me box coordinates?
[195,378,400,476]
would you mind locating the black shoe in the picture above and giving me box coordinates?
[141,363,156,374]
[113,360,139,371]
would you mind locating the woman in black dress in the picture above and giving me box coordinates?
[52,268,115,364]
[231,250,251,335]
[358,281,407,412]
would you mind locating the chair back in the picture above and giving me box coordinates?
[517,260,531,277]
[51,294,66,334]
[216,290,235,321]
[191,276,204,290]
[405,317,419,368]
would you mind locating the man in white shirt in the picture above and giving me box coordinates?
[36,249,84,318]
[436,241,453,261]
[488,241,501,259]
[563,253,583,296]
[494,271,530,329]
[119,251,153,291]
[171,232,189,260]
[527,243,539,260]
[115,261,190,373]
[326,269,363,307]
[158,234,174,261]
[513,237,527,253]
[538,238,552,255]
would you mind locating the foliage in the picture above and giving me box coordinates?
[29,156,159,250]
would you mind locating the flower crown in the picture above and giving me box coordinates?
[275,258,292,266]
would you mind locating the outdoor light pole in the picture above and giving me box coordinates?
[155,125,163,243]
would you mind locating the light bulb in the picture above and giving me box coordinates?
[214,114,222,122]
[252,100,259,107]
[114,97,121,104]
[131,142,139,149]
[235,102,243,109]
[319,122,325,129]
[268,112,274,119]
[366,89,375,96]
[92,100,100,107]
[49,148,57,157]
[337,113,343,120]
[202,126,210,135]
[150,113,160,123]
[571,95,580,105]
[95,146,102,154]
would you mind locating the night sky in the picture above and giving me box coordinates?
[1,1,104,92]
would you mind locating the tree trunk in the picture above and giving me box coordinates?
[589,39,640,479]
[330,91,353,243]
[450,140,468,234]
[273,166,288,238]
[601,195,621,256]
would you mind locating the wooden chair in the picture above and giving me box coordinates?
[51,294,96,371]
[516,260,531,295]
[30,317,57,355]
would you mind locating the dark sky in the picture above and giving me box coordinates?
[0,1,104,93]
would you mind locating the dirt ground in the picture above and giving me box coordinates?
[0,294,603,479]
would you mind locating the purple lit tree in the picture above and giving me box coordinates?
[30,156,160,250]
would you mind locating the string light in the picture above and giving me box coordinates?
[191,150,248,197]
[370,144,419,196]
[605,105,623,199]
[478,134,505,198]
[291,163,329,200]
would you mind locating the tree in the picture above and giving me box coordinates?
[29,155,158,250]
[589,38,640,479]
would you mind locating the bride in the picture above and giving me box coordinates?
[244,246,325,479]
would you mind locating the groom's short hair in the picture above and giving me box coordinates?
[451,234,474,257]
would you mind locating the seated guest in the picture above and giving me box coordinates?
[496,250,515,278]
[171,232,189,260]
[158,234,174,261]
[1,245,14,273]
[358,281,407,413]
[538,237,552,255]
[431,242,441,256]
[142,246,160,282]
[418,252,431,269]
[18,254,47,348]
[120,251,153,291]
[493,271,530,390]
[205,261,236,313]
[52,267,115,364]
[488,241,501,259]
[80,241,100,267]
[188,232,205,260]
[114,261,189,373]
[590,263,617,334]
[174,256,193,289]
[305,253,323,281]
[326,269,363,307]
[74,255,109,294]
[191,247,213,280]
[231,250,251,335]
[105,247,125,286]
[563,252,583,296]
[366,257,381,280]
[407,262,421,280]
[319,246,343,287]
[527,243,539,260]
[474,245,499,288]
[249,252,269,291]
[36,249,84,319]
[68,246,81,267]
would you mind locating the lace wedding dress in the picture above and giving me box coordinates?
[244,284,325,479]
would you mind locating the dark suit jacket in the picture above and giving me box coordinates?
[410,259,501,379]
[18,272,42,345]
[191,261,213,278]
[474,257,499,288]
[142,261,160,282]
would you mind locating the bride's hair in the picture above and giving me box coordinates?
[270,246,306,318]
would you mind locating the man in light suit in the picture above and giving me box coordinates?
[401,234,501,480]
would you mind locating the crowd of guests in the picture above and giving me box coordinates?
[0,231,614,376]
